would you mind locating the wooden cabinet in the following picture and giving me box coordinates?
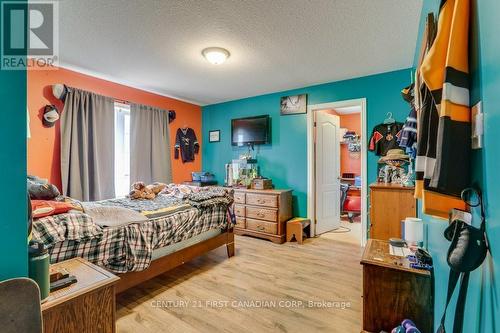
[233,189,292,244]
[361,239,433,333]
[369,183,417,240]
[42,257,119,333]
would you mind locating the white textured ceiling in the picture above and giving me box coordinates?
[59,0,423,105]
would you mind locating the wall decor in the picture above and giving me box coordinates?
[280,94,307,115]
[209,130,220,143]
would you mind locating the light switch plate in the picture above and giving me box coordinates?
[472,101,483,149]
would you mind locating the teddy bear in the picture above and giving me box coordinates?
[147,182,167,195]
[128,181,167,200]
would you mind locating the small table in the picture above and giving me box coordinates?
[42,257,119,333]
[360,239,433,333]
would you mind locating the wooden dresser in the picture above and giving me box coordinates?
[369,183,417,240]
[361,239,433,333]
[233,188,293,244]
[42,257,119,333]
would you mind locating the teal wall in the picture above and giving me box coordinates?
[0,0,28,280]
[472,1,500,330]
[415,1,500,332]
[202,68,412,217]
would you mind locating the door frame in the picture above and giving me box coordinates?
[307,98,368,246]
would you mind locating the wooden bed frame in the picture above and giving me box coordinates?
[115,228,234,293]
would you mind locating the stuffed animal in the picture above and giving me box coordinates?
[128,182,167,200]
[147,182,167,194]
[128,189,142,200]
[132,181,146,190]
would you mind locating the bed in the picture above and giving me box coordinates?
[31,185,235,293]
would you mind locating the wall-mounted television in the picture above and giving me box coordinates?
[231,115,271,146]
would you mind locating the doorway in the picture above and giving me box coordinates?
[314,110,341,234]
[307,99,367,246]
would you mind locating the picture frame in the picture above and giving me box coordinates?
[280,94,307,115]
[209,130,220,143]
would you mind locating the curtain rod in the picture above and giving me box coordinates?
[53,83,174,112]
[115,99,130,105]
[53,83,132,104]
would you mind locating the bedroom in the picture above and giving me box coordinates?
[1,1,500,333]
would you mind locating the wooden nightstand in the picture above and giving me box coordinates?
[42,257,120,333]
[360,239,433,333]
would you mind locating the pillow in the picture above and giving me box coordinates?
[28,179,60,200]
[81,204,148,228]
[31,200,78,218]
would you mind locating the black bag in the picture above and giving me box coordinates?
[437,188,488,333]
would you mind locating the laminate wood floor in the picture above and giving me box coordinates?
[116,235,363,333]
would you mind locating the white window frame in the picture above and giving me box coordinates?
[114,102,131,198]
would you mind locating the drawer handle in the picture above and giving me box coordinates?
[257,225,265,231]
[257,199,265,204]
[257,211,266,217]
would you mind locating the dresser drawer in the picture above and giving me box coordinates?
[246,218,277,234]
[234,204,245,217]
[235,216,246,229]
[246,206,278,222]
[234,192,246,204]
[246,193,278,208]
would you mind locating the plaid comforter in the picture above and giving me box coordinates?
[32,187,234,273]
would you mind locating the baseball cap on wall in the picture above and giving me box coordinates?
[42,105,60,127]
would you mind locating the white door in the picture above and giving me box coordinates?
[315,111,341,234]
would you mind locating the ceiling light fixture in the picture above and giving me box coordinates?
[202,47,230,65]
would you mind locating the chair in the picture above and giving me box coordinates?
[340,183,361,223]
[0,278,43,333]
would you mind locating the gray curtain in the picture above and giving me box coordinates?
[130,104,172,185]
[60,87,115,201]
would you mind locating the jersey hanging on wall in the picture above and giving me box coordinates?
[368,122,404,156]
[174,127,199,162]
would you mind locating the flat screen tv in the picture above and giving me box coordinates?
[231,115,270,146]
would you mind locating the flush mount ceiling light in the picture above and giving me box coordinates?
[202,47,230,65]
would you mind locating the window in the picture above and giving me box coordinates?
[114,102,131,197]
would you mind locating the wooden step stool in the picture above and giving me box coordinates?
[286,218,310,244]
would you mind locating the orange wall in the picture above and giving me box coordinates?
[27,66,202,189]
[338,113,361,176]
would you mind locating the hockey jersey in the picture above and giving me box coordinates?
[174,127,199,162]
[416,0,470,218]
[369,122,404,156]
